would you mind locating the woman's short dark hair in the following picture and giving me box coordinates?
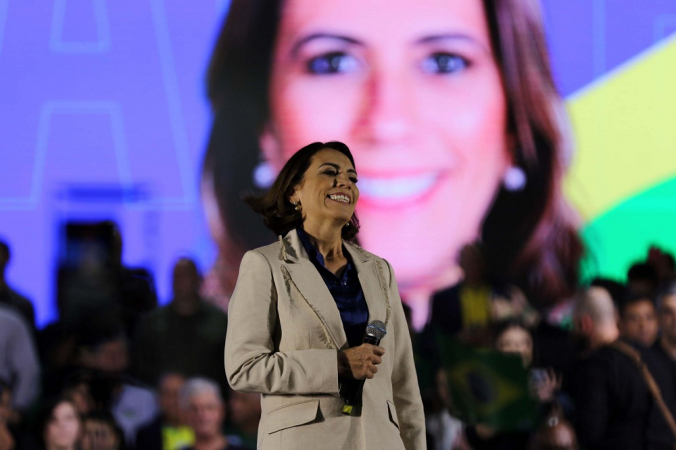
[244,141,360,240]
[203,0,583,306]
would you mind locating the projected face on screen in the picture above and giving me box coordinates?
[261,0,511,302]
[205,0,582,329]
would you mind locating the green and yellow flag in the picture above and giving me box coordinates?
[438,337,537,431]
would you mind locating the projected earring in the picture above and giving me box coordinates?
[253,161,275,189]
[503,166,526,191]
[291,200,300,211]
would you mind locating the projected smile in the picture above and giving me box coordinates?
[358,173,440,204]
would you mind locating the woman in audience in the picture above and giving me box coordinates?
[35,397,81,450]
[464,320,562,449]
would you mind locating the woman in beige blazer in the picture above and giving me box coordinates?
[224,141,425,450]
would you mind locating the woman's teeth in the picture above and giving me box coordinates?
[328,194,350,203]
[358,174,438,202]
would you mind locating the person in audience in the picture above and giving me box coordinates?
[571,287,619,351]
[495,320,563,403]
[223,390,260,449]
[648,246,676,288]
[627,261,659,297]
[529,404,577,450]
[427,243,527,345]
[571,286,676,449]
[35,397,81,450]
[429,243,495,339]
[465,319,561,449]
[179,378,249,450]
[589,277,626,308]
[0,239,36,331]
[618,294,659,347]
[56,221,157,339]
[61,372,96,415]
[0,380,16,450]
[135,373,194,450]
[653,282,676,370]
[75,321,157,447]
[81,410,125,450]
[0,305,40,414]
[133,258,228,393]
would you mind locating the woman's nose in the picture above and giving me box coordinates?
[334,173,352,188]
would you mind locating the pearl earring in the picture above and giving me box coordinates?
[503,166,526,191]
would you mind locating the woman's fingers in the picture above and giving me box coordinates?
[370,345,385,357]
[338,344,387,379]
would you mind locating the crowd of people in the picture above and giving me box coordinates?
[416,243,676,450]
[0,238,259,450]
[2,232,676,449]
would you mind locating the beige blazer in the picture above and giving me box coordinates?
[224,229,426,450]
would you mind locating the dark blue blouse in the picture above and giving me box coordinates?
[297,228,368,348]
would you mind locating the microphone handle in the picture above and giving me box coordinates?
[342,335,381,415]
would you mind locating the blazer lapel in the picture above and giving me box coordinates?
[345,243,387,327]
[280,230,349,350]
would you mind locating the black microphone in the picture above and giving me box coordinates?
[342,320,387,415]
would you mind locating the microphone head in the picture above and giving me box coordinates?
[365,320,387,340]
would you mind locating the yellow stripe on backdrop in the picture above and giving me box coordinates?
[564,33,676,222]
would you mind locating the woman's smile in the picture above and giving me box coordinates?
[327,192,352,204]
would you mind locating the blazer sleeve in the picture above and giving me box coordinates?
[224,250,340,395]
[385,260,427,450]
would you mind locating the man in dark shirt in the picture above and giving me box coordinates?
[571,286,676,449]
[0,239,35,332]
[133,258,229,393]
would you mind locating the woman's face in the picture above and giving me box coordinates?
[290,149,359,231]
[264,0,511,289]
[45,402,80,449]
[496,326,533,367]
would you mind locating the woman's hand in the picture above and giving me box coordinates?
[337,344,385,380]
[532,368,562,403]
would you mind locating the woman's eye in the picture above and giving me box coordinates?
[307,52,360,75]
[350,177,358,183]
[421,52,469,74]
[323,170,338,176]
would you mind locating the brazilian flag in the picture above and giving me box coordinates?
[437,336,537,431]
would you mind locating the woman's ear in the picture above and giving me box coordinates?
[289,183,303,205]
[259,123,283,170]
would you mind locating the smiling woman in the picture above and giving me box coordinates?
[203,0,583,328]
[223,141,425,450]
[242,141,360,241]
